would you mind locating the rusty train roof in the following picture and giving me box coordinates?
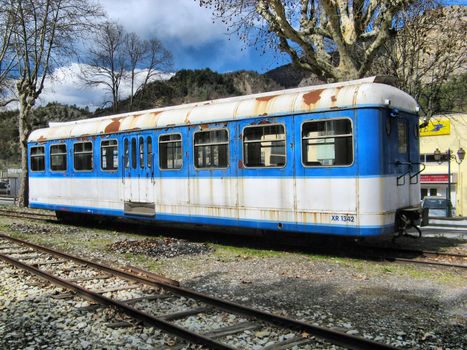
[29,76,419,143]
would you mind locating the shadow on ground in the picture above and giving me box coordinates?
[63,216,467,262]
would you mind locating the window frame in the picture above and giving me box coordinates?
[30,145,46,172]
[49,143,67,172]
[242,123,287,169]
[147,136,153,169]
[300,117,354,168]
[73,141,94,172]
[193,128,230,169]
[158,133,183,171]
[124,138,129,169]
[100,139,119,172]
[131,138,137,169]
[397,119,408,155]
[139,136,145,169]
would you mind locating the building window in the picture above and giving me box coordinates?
[147,136,153,168]
[243,124,286,167]
[30,146,45,171]
[159,134,182,170]
[50,144,67,171]
[131,138,137,169]
[302,119,352,167]
[398,120,408,154]
[101,139,118,171]
[421,188,428,199]
[73,142,93,171]
[139,137,144,169]
[194,129,228,168]
[124,139,129,169]
[420,153,449,163]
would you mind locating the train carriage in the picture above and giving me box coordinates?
[27,76,422,237]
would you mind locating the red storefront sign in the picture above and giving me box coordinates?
[420,174,449,183]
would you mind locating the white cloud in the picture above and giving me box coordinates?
[39,63,173,111]
[99,0,229,48]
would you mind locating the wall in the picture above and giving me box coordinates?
[420,114,467,216]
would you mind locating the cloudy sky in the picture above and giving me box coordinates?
[98,0,284,72]
[38,0,288,110]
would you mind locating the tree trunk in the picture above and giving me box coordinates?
[17,93,32,208]
[129,70,135,111]
[336,56,361,81]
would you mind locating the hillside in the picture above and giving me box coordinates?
[0,69,283,165]
[0,103,91,167]
[95,68,283,116]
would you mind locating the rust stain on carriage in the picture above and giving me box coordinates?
[184,111,192,125]
[303,89,324,105]
[104,117,123,133]
[200,124,209,130]
[37,135,47,142]
[256,95,277,103]
[255,95,277,116]
[330,87,342,109]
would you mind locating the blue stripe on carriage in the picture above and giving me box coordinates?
[30,202,395,237]
[27,108,388,179]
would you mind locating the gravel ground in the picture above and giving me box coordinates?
[109,238,213,258]
[0,263,197,350]
[0,214,466,349]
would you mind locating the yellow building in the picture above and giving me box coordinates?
[420,114,467,216]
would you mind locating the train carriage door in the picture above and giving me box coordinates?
[122,134,155,216]
[138,134,155,204]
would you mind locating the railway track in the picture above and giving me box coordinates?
[0,234,396,350]
[0,208,56,221]
[0,208,465,269]
[361,245,467,269]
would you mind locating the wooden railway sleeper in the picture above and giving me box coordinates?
[0,234,398,350]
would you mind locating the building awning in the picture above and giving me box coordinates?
[421,173,457,184]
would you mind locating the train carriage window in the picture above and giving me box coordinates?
[101,139,118,171]
[398,120,408,154]
[50,144,67,171]
[139,137,144,169]
[73,142,93,171]
[302,119,352,167]
[194,129,228,169]
[124,139,129,169]
[30,146,45,171]
[131,138,137,169]
[159,134,182,170]
[147,136,153,168]
[243,124,286,167]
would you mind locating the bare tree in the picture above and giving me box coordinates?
[83,24,173,112]
[132,38,173,111]
[1,0,102,207]
[199,0,410,81]
[82,21,126,113]
[372,2,466,117]
[0,3,16,106]
[125,32,145,111]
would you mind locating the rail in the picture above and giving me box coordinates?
[0,234,398,350]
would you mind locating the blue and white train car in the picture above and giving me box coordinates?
[27,77,422,237]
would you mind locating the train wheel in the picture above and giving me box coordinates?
[55,211,79,224]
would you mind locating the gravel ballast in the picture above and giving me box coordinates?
[0,214,465,349]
